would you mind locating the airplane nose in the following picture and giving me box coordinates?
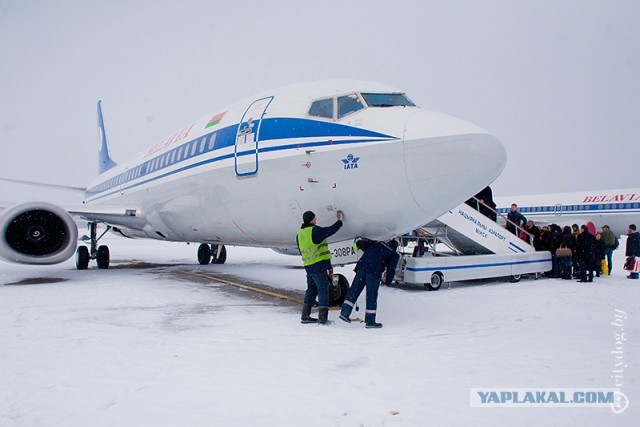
[403,110,507,219]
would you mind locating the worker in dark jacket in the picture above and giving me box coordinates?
[339,238,399,329]
[297,210,344,324]
[625,224,640,279]
[575,224,596,282]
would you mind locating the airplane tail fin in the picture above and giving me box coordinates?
[97,100,118,174]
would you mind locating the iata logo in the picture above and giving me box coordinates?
[341,154,360,170]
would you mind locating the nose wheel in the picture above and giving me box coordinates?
[75,222,111,270]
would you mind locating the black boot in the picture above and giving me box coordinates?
[300,304,318,324]
[318,307,329,325]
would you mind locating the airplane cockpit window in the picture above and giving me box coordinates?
[337,94,364,119]
[309,98,333,119]
[361,93,415,107]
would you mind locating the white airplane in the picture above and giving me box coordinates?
[495,188,640,236]
[0,79,506,272]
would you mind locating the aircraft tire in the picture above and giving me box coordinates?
[76,246,89,270]
[329,273,349,307]
[96,245,110,269]
[212,245,227,264]
[425,272,443,291]
[197,244,212,265]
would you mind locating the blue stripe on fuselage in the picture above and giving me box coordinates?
[84,117,398,202]
[259,118,393,141]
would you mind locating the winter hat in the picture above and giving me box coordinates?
[303,211,316,224]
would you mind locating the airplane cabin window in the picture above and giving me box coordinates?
[338,94,364,119]
[361,93,416,107]
[309,98,333,119]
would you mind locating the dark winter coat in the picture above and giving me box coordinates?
[548,225,563,254]
[526,224,540,244]
[626,231,640,257]
[354,239,400,284]
[561,232,575,250]
[594,238,606,261]
[538,229,550,252]
[575,231,596,265]
[507,209,526,234]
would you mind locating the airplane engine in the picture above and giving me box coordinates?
[0,202,78,265]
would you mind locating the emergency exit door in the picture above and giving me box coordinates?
[234,96,273,177]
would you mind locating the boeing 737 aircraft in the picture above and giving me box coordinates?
[0,80,506,274]
[495,188,640,236]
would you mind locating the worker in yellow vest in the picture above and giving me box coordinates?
[296,209,344,324]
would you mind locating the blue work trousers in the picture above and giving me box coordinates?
[340,270,380,324]
[304,271,330,309]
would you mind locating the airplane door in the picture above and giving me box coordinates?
[554,203,563,216]
[235,96,273,177]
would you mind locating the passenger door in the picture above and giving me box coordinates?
[234,96,273,177]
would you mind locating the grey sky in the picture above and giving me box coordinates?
[1,0,638,204]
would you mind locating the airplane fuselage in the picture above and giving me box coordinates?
[0,80,507,266]
[496,188,640,236]
[84,80,506,249]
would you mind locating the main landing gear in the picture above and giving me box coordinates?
[197,243,227,265]
[76,222,111,270]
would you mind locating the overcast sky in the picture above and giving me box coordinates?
[1,0,638,204]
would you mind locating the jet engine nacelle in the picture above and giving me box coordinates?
[0,202,78,265]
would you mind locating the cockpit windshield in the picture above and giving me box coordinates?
[308,91,415,120]
[361,93,415,108]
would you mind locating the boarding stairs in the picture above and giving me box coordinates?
[420,197,536,255]
[395,198,550,289]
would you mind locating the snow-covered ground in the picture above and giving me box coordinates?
[1,237,638,426]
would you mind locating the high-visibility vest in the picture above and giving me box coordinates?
[297,227,331,267]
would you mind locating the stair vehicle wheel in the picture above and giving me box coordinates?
[212,244,227,264]
[76,246,89,270]
[508,274,521,283]
[329,273,349,307]
[96,245,110,269]
[425,272,443,291]
[197,244,212,265]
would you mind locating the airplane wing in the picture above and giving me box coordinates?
[0,177,147,231]
[0,201,148,233]
[0,177,86,193]
[67,205,149,232]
